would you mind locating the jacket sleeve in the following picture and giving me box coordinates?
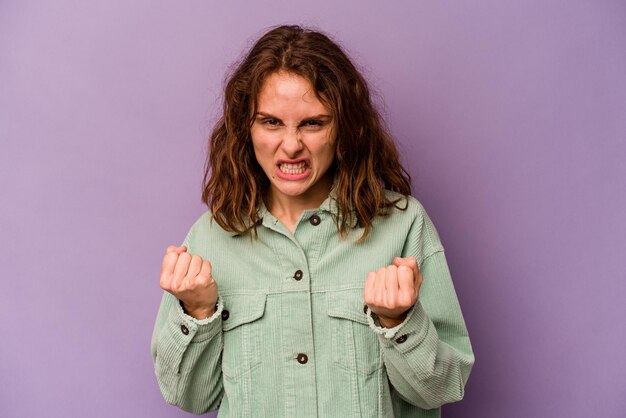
[367,204,474,409]
[150,229,225,414]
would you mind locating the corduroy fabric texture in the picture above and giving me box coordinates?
[151,191,474,417]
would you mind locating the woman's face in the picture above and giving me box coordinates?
[250,71,336,208]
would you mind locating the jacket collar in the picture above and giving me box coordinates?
[231,185,358,237]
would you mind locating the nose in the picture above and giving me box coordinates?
[280,127,303,156]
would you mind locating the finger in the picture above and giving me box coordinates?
[173,252,192,288]
[195,260,215,290]
[393,256,419,272]
[186,255,203,281]
[397,265,416,307]
[394,256,420,279]
[373,267,387,306]
[414,274,423,302]
[199,259,213,280]
[167,245,187,254]
[385,265,399,308]
[160,252,179,285]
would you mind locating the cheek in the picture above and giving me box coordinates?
[250,133,271,158]
[321,133,337,164]
[251,139,281,174]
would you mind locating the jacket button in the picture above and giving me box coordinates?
[180,324,189,335]
[309,215,321,226]
[296,353,308,364]
[395,334,408,344]
[293,270,303,281]
[221,309,230,321]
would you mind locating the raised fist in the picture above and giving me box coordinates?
[364,257,423,328]
[160,246,218,320]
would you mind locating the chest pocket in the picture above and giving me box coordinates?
[221,293,267,379]
[327,288,383,376]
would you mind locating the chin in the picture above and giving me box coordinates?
[276,185,309,197]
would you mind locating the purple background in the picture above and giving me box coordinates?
[1,1,625,417]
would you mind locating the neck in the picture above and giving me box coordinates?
[267,175,333,233]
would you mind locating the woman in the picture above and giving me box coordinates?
[151,25,474,417]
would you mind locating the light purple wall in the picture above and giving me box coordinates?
[1,1,625,417]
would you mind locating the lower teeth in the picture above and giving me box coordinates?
[281,165,305,174]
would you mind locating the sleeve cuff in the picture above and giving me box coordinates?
[172,296,224,342]
[366,304,415,339]
[367,302,432,351]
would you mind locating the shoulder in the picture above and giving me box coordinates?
[183,210,232,247]
[383,189,429,223]
[381,190,445,258]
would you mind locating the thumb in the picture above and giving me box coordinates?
[393,257,420,276]
[166,245,188,255]
[393,256,412,267]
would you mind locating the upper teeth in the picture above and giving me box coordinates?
[280,162,306,173]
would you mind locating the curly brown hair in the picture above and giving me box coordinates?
[202,25,411,240]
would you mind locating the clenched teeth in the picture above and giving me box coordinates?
[279,162,307,174]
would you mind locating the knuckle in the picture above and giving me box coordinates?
[179,252,191,262]
[181,275,191,286]
[399,293,414,307]
[160,272,173,288]
[196,274,209,287]
[184,281,196,292]
[162,253,175,265]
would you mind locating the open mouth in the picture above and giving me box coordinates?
[279,161,307,174]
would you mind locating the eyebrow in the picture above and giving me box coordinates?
[255,112,332,121]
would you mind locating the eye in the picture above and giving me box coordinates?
[263,119,279,126]
[301,119,324,128]
[260,118,281,128]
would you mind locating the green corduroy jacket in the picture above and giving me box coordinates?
[151,191,474,417]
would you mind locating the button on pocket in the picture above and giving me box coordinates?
[221,309,230,321]
[221,293,267,379]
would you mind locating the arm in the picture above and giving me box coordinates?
[368,250,474,409]
[151,291,225,414]
[365,202,474,409]
[151,229,225,414]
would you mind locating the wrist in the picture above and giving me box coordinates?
[377,314,406,328]
[180,301,216,320]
